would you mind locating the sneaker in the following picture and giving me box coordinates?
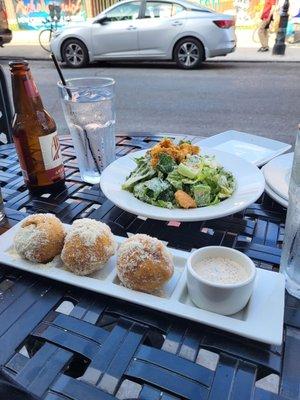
[260,46,269,52]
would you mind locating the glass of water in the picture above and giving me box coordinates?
[58,77,116,184]
[280,127,300,298]
[0,186,5,222]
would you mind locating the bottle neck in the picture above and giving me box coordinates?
[11,68,44,115]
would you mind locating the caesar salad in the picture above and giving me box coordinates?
[122,138,236,209]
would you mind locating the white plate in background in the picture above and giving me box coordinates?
[198,131,291,167]
[0,222,285,345]
[263,153,293,201]
[262,166,289,208]
[265,182,288,208]
[100,147,265,222]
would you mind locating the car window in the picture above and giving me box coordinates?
[145,2,173,18]
[106,1,141,21]
[144,2,184,18]
[172,3,185,15]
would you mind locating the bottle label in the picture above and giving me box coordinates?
[39,131,63,171]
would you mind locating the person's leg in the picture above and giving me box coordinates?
[258,19,269,48]
[49,4,55,20]
[54,5,61,21]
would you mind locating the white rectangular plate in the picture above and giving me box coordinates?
[0,222,285,345]
[198,131,291,166]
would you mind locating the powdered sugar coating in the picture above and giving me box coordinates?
[117,234,174,293]
[61,218,116,275]
[14,213,65,263]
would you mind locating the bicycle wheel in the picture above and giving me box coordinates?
[252,27,260,44]
[39,29,52,52]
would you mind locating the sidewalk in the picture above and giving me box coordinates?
[1,28,299,62]
[213,46,300,62]
[214,28,300,62]
[0,30,50,60]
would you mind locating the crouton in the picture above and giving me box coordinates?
[175,190,197,209]
[150,139,200,167]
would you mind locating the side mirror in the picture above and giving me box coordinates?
[97,16,109,24]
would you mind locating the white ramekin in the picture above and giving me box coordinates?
[187,246,256,315]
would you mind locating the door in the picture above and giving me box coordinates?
[92,1,141,58]
[138,1,186,57]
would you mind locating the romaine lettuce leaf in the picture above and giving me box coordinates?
[167,168,184,190]
[156,153,176,175]
[133,177,174,204]
[192,184,211,207]
[122,156,155,192]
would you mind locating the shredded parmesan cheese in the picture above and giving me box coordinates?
[117,234,174,292]
[14,213,64,263]
[65,218,114,248]
[61,218,116,275]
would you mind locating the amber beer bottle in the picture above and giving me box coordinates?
[9,60,65,191]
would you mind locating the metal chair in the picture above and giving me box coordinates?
[0,65,13,145]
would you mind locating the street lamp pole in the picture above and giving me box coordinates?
[273,0,290,55]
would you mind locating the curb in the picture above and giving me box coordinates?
[0,56,50,61]
[210,59,300,63]
[0,56,299,63]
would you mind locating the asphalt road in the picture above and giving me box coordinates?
[1,60,299,144]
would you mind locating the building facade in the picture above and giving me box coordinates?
[4,0,89,30]
[4,0,297,30]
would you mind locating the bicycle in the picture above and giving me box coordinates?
[39,16,71,52]
[38,17,58,52]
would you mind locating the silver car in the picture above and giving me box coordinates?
[51,0,236,69]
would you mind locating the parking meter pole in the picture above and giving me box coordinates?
[273,0,290,55]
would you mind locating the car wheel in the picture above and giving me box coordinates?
[62,39,89,68]
[174,38,204,69]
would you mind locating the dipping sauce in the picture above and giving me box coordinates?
[193,257,250,285]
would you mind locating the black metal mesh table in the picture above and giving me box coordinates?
[0,134,299,400]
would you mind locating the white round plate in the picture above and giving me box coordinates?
[263,153,293,201]
[100,148,265,222]
[262,167,288,208]
[265,183,288,208]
